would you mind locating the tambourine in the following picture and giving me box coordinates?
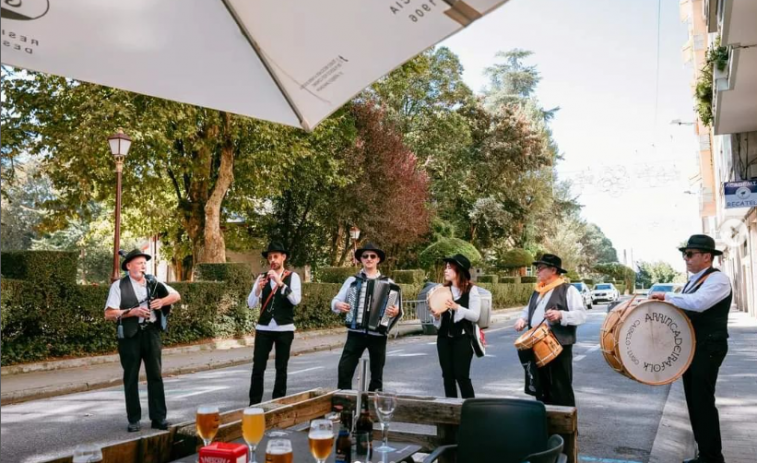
[426,285,454,316]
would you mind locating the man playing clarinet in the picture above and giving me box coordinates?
[247,242,302,405]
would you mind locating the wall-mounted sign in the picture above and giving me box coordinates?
[724,180,757,209]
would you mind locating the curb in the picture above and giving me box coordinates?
[648,379,695,462]
[0,309,522,405]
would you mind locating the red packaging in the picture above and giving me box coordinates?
[198,442,248,463]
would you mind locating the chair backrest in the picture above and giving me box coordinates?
[521,434,565,463]
[456,398,549,463]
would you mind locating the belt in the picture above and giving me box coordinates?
[139,322,157,331]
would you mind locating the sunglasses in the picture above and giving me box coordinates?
[682,251,702,259]
[362,253,379,260]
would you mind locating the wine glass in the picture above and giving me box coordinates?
[265,433,293,463]
[196,405,220,447]
[374,390,397,453]
[243,407,265,463]
[308,419,335,463]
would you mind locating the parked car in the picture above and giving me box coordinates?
[633,283,684,305]
[592,283,619,303]
[570,282,593,310]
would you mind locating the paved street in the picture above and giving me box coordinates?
[2,303,669,462]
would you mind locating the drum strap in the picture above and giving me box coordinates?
[684,271,714,294]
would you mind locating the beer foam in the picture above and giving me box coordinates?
[309,430,334,439]
[197,405,219,414]
[244,407,264,415]
[267,448,292,455]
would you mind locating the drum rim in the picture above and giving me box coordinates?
[612,300,696,386]
[426,285,453,315]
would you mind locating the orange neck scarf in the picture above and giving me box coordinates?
[535,277,565,296]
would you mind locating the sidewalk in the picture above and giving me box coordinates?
[649,309,757,463]
[0,308,523,405]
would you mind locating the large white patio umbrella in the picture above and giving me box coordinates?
[1,0,509,130]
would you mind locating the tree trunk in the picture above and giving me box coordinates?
[202,112,235,264]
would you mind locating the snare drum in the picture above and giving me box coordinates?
[600,300,695,385]
[514,322,563,368]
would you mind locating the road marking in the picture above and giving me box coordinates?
[484,354,496,358]
[386,349,404,355]
[579,456,642,463]
[289,367,324,375]
[170,386,228,399]
[426,342,437,345]
[394,353,428,357]
[585,345,601,354]
[574,355,587,362]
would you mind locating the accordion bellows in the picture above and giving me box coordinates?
[345,277,402,334]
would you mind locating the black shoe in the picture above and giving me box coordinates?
[151,419,170,430]
[127,422,141,432]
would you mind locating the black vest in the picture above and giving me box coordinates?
[118,276,171,338]
[526,283,576,346]
[257,272,296,326]
[438,289,471,338]
[683,267,731,340]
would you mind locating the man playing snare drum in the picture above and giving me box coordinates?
[650,234,731,463]
[514,254,586,407]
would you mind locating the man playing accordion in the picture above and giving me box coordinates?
[332,242,402,391]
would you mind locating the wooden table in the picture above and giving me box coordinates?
[170,430,421,463]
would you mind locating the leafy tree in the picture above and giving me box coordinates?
[418,237,481,282]
[1,67,304,278]
[636,261,682,288]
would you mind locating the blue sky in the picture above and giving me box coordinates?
[442,0,701,271]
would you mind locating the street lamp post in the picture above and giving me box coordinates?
[349,226,361,265]
[108,129,132,282]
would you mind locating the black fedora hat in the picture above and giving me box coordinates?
[121,249,152,272]
[532,253,568,274]
[355,242,386,263]
[678,234,722,256]
[261,241,288,259]
[443,254,472,278]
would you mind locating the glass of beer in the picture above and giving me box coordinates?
[308,419,335,463]
[264,435,293,463]
[196,405,220,447]
[243,407,266,463]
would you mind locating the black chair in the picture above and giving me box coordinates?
[522,434,567,463]
[423,398,568,463]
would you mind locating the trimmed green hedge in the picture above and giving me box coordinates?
[499,249,534,269]
[477,274,498,284]
[499,276,518,284]
[477,283,533,308]
[521,276,537,284]
[317,267,358,283]
[1,250,78,285]
[389,269,425,285]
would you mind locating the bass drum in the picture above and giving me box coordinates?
[600,300,695,385]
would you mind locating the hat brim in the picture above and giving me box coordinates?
[443,257,471,278]
[355,248,385,263]
[121,253,152,272]
[532,260,568,274]
[677,246,723,256]
[262,249,288,259]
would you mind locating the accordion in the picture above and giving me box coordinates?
[345,278,403,334]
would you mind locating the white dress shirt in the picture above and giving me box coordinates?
[248,270,302,332]
[432,285,481,328]
[105,276,178,324]
[665,267,731,312]
[520,285,586,327]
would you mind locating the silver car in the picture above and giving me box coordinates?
[570,282,593,310]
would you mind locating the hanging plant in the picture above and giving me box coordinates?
[694,37,728,127]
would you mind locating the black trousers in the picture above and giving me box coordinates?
[337,331,387,391]
[436,334,475,399]
[249,330,295,405]
[683,337,728,463]
[538,344,575,407]
[117,325,166,424]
